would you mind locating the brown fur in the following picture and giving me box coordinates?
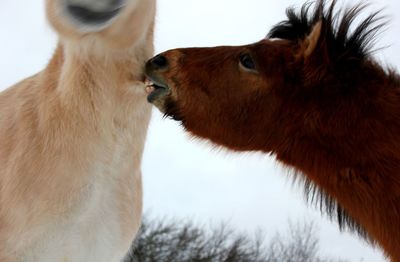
[145,0,400,260]
[0,0,155,261]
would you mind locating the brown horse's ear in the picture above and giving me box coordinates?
[299,21,330,85]
[299,21,323,59]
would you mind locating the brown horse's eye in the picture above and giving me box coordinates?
[239,54,257,72]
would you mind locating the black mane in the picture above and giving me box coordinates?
[269,0,390,243]
[293,171,373,242]
[268,0,386,61]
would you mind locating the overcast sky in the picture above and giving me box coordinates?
[1,0,400,261]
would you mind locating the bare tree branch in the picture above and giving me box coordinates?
[125,216,347,262]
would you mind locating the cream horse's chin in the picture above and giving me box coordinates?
[0,0,155,261]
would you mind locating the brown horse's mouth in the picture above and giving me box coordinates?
[145,54,181,118]
[145,77,170,103]
[144,73,173,114]
[145,74,183,121]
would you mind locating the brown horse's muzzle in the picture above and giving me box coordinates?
[145,54,173,111]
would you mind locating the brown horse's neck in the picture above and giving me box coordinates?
[272,72,400,260]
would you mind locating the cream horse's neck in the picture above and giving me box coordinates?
[0,0,155,261]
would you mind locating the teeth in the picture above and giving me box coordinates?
[144,79,155,94]
[145,79,154,87]
[145,85,155,94]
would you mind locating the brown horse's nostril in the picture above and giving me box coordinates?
[149,55,168,70]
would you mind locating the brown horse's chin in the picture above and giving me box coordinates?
[154,95,183,122]
[150,96,168,114]
[146,86,183,121]
[146,88,170,112]
[144,73,183,121]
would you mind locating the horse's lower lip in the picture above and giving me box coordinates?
[146,84,170,103]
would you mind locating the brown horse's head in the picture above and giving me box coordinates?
[146,40,294,151]
[145,0,390,154]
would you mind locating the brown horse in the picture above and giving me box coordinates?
[145,0,400,260]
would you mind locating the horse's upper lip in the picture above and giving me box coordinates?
[145,76,168,89]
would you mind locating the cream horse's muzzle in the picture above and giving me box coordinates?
[66,0,125,25]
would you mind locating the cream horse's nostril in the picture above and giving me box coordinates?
[110,0,124,8]
[66,0,125,25]
[67,0,124,12]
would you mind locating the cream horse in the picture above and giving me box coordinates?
[0,0,155,261]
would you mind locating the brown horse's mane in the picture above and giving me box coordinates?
[291,170,370,241]
[268,0,386,62]
[268,0,391,242]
